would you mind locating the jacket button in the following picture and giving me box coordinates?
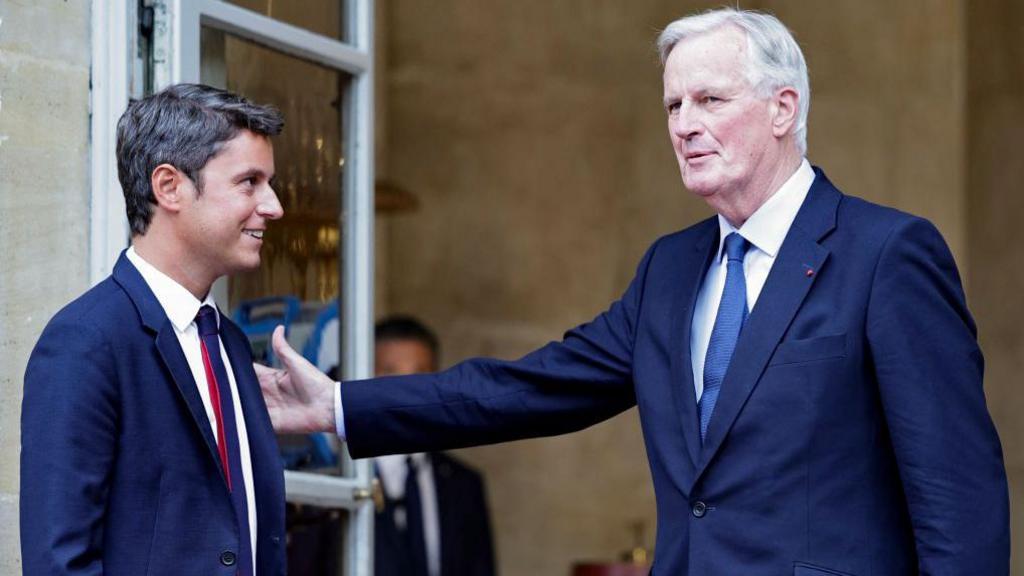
[220,551,237,566]
[692,501,707,518]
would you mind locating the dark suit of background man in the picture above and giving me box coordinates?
[372,316,496,576]
[21,84,288,575]
[258,8,1010,575]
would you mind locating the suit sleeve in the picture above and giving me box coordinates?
[867,217,1009,574]
[342,241,660,458]
[21,321,119,576]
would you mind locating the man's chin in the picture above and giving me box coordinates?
[681,167,720,196]
[682,177,719,198]
[226,254,263,275]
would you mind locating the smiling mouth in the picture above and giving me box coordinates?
[243,230,264,240]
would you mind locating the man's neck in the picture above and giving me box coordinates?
[719,153,804,228]
[132,235,213,300]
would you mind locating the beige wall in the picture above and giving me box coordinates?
[0,0,92,572]
[967,0,1024,574]
[378,1,974,575]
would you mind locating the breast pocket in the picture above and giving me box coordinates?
[769,333,846,366]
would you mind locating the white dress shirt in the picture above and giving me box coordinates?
[375,453,442,576]
[690,159,815,400]
[126,247,258,572]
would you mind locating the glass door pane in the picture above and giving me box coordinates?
[222,0,350,42]
[201,25,350,378]
[201,24,357,576]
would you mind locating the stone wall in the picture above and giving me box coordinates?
[0,1,92,572]
[967,1,1024,573]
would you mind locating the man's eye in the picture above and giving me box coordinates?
[701,96,722,105]
[667,102,681,114]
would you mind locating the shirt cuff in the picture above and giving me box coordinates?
[334,381,346,440]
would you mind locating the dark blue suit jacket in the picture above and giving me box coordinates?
[341,170,1009,575]
[21,253,286,575]
[375,452,495,576]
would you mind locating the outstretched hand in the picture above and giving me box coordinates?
[254,325,337,434]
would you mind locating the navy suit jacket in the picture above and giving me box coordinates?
[375,452,496,576]
[21,253,286,575]
[341,169,1009,575]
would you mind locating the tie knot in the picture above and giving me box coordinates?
[724,233,748,263]
[195,305,219,337]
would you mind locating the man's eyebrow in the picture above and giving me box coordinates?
[233,167,269,181]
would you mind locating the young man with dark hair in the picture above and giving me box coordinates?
[21,83,287,576]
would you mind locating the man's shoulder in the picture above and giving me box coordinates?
[42,276,136,337]
[808,168,928,232]
[828,189,951,259]
[28,276,141,380]
[836,191,921,228]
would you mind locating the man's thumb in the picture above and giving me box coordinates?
[271,325,296,366]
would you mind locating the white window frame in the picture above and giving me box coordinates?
[89,0,133,286]
[90,2,376,574]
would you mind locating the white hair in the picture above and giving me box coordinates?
[657,8,811,155]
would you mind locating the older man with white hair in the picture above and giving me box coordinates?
[259,8,1009,575]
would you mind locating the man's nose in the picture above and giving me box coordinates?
[670,103,702,141]
[257,186,284,220]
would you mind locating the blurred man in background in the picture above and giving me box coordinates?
[372,316,496,576]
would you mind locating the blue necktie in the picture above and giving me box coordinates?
[403,456,430,576]
[699,233,749,441]
[196,305,253,576]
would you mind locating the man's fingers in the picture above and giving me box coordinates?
[253,362,276,378]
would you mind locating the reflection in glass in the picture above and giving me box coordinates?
[202,28,349,312]
[286,504,348,573]
[201,28,351,484]
[222,0,349,42]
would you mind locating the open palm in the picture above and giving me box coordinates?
[254,326,337,434]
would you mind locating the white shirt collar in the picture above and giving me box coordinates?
[715,159,815,260]
[126,246,219,333]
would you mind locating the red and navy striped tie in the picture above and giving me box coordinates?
[196,305,253,576]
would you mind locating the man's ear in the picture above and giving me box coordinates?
[150,163,190,213]
[770,87,800,139]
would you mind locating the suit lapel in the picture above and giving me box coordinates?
[222,316,285,542]
[430,453,456,567]
[112,254,225,480]
[695,171,840,479]
[155,326,225,477]
[667,220,719,471]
